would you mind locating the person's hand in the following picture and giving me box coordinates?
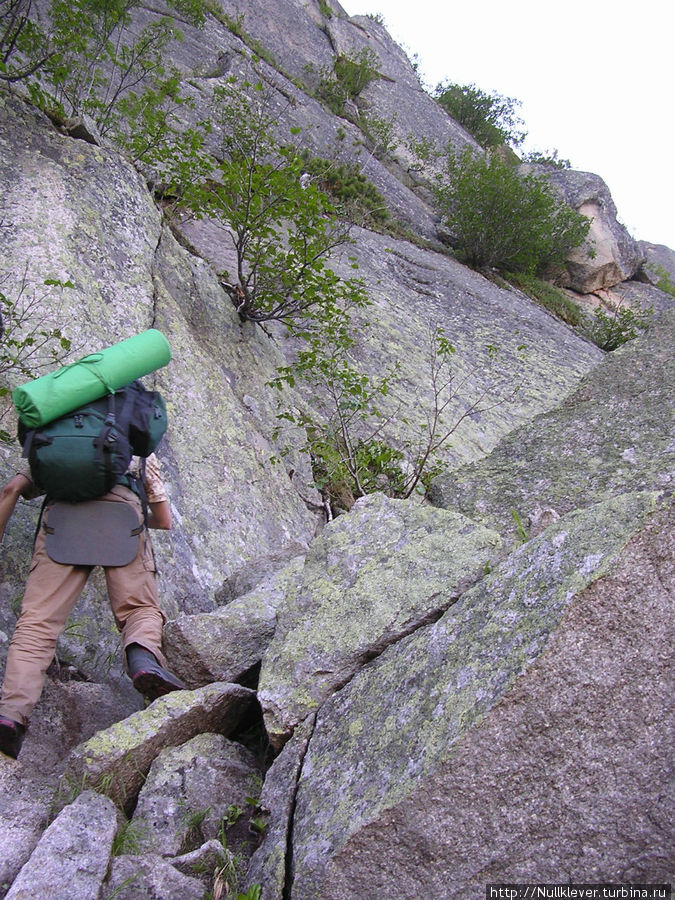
[0,474,33,542]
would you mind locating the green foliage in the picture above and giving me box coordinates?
[111,819,145,856]
[318,0,332,18]
[510,509,529,544]
[0,270,73,442]
[521,148,572,169]
[272,316,523,514]
[161,78,365,327]
[1,0,207,160]
[300,155,390,227]
[0,0,50,84]
[104,876,140,900]
[646,263,675,297]
[404,132,441,172]
[314,48,379,115]
[435,81,526,149]
[586,299,653,351]
[236,887,262,900]
[435,148,591,277]
[358,111,398,161]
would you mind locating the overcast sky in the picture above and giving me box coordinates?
[341,0,675,251]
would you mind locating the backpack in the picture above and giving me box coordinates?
[18,381,167,502]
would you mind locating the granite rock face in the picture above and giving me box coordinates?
[640,239,675,282]
[0,81,603,691]
[0,1,673,897]
[429,309,675,547]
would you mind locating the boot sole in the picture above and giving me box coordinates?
[132,670,185,701]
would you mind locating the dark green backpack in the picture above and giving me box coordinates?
[18,381,167,502]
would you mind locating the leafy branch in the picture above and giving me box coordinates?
[0,266,74,442]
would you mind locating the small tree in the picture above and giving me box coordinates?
[434,81,526,149]
[587,299,653,351]
[169,79,364,327]
[271,312,523,516]
[313,48,380,116]
[435,148,590,277]
[1,0,207,157]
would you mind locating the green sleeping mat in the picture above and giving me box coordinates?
[13,329,172,428]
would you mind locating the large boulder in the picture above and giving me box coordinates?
[5,791,119,900]
[0,677,140,888]
[639,240,675,283]
[131,733,261,861]
[163,555,305,688]
[258,493,502,747]
[525,165,644,293]
[243,717,315,900]
[287,495,673,898]
[104,854,207,900]
[62,682,255,808]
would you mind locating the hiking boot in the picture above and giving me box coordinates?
[0,715,25,760]
[126,644,186,701]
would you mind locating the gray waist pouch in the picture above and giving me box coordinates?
[44,500,143,567]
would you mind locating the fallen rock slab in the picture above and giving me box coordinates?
[258,493,501,747]
[164,556,305,688]
[5,791,118,900]
[0,768,55,890]
[132,732,262,859]
[170,838,229,884]
[61,683,255,808]
[243,717,315,900]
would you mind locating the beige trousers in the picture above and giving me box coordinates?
[0,486,167,725]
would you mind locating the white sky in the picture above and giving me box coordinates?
[341,0,675,250]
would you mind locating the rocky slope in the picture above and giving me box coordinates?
[0,1,672,897]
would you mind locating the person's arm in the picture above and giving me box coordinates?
[146,500,171,530]
[139,453,171,530]
[0,474,33,542]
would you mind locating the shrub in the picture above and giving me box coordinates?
[314,48,379,116]
[645,263,675,297]
[0,269,73,442]
[508,273,584,326]
[271,319,523,515]
[1,0,207,157]
[434,81,526,149]
[434,148,590,277]
[300,155,390,227]
[521,148,571,169]
[587,300,653,351]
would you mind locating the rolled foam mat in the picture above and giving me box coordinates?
[13,329,172,427]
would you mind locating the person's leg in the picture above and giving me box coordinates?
[105,488,184,700]
[0,526,90,755]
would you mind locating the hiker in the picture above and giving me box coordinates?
[0,451,185,760]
